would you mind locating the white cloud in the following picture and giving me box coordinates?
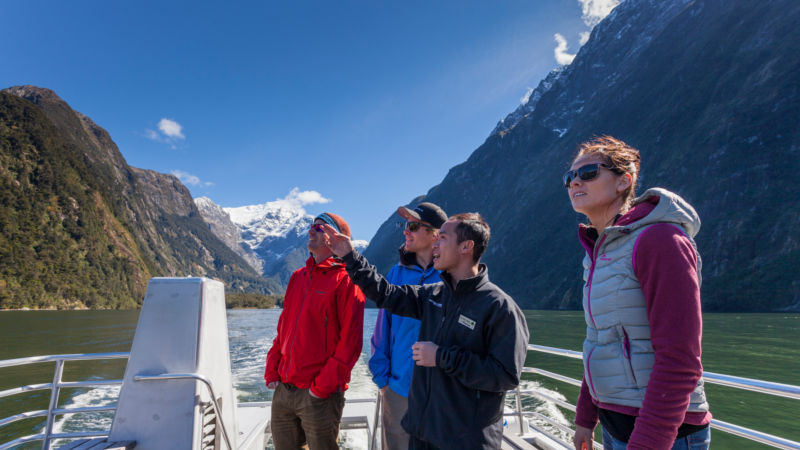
[554,34,576,65]
[171,170,213,187]
[158,118,185,139]
[579,31,592,46]
[270,187,331,211]
[579,0,621,28]
[144,118,186,149]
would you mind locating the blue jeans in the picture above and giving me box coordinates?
[602,426,710,450]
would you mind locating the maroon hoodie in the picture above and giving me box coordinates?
[574,198,712,449]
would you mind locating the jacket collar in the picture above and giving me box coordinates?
[439,264,490,294]
[305,255,344,271]
[397,245,435,273]
[577,198,659,255]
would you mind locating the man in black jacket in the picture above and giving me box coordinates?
[322,213,530,449]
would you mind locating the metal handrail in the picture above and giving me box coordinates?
[3,346,799,449]
[134,372,234,450]
[0,352,129,369]
[527,344,800,400]
[702,371,800,400]
[0,406,116,429]
[524,345,800,449]
[0,352,128,450]
[0,431,110,450]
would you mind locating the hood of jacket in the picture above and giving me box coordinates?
[623,187,701,238]
[579,187,701,252]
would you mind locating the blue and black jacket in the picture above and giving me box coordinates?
[369,247,440,397]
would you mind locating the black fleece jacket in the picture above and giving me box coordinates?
[342,250,530,449]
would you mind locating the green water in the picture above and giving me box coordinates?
[1,310,798,449]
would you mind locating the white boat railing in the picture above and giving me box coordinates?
[524,344,800,450]
[0,352,129,450]
[2,346,800,449]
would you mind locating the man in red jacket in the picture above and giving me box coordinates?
[264,212,365,449]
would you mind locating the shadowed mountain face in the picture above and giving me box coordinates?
[365,0,800,312]
[0,87,280,309]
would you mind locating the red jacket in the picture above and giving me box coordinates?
[264,256,365,398]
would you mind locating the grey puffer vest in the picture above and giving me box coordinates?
[582,188,709,412]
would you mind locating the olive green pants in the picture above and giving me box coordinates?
[270,382,345,450]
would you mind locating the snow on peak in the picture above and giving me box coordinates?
[352,240,369,253]
[492,66,566,136]
[225,188,331,245]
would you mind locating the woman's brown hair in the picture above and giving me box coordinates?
[574,135,641,209]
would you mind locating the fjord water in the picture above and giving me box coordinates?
[1,310,798,449]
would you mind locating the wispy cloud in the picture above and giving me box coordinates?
[554,34,576,65]
[552,0,621,65]
[171,170,213,187]
[145,117,186,149]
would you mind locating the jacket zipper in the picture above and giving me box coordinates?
[585,234,607,398]
[586,234,607,328]
[286,266,314,376]
[424,275,451,432]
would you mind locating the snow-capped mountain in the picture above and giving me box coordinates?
[196,196,367,290]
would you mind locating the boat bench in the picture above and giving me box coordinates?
[56,438,136,450]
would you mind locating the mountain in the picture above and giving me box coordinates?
[196,196,368,288]
[364,0,800,312]
[194,196,263,273]
[0,86,280,309]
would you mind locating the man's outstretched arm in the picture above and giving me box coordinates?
[322,224,432,319]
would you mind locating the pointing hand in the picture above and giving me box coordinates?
[320,224,354,257]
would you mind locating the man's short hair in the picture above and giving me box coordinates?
[449,213,490,263]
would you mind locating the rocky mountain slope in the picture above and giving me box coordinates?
[364,0,800,312]
[0,87,280,309]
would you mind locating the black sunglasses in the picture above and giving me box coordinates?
[563,163,622,188]
[405,221,433,232]
[310,223,325,232]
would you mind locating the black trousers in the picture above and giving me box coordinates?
[408,435,439,450]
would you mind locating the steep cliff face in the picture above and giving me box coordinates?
[365,0,800,311]
[195,196,263,273]
[0,86,279,309]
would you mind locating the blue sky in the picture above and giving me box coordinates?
[1,0,618,241]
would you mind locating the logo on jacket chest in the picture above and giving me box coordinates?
[458,314,476,330]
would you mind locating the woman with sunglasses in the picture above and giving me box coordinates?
[566,136,712,450]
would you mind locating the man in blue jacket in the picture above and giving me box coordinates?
[370,202,447,450]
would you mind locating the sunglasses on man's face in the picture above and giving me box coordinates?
[405,221,433,232]
[563,163,621,188]
[310,223,325,232]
